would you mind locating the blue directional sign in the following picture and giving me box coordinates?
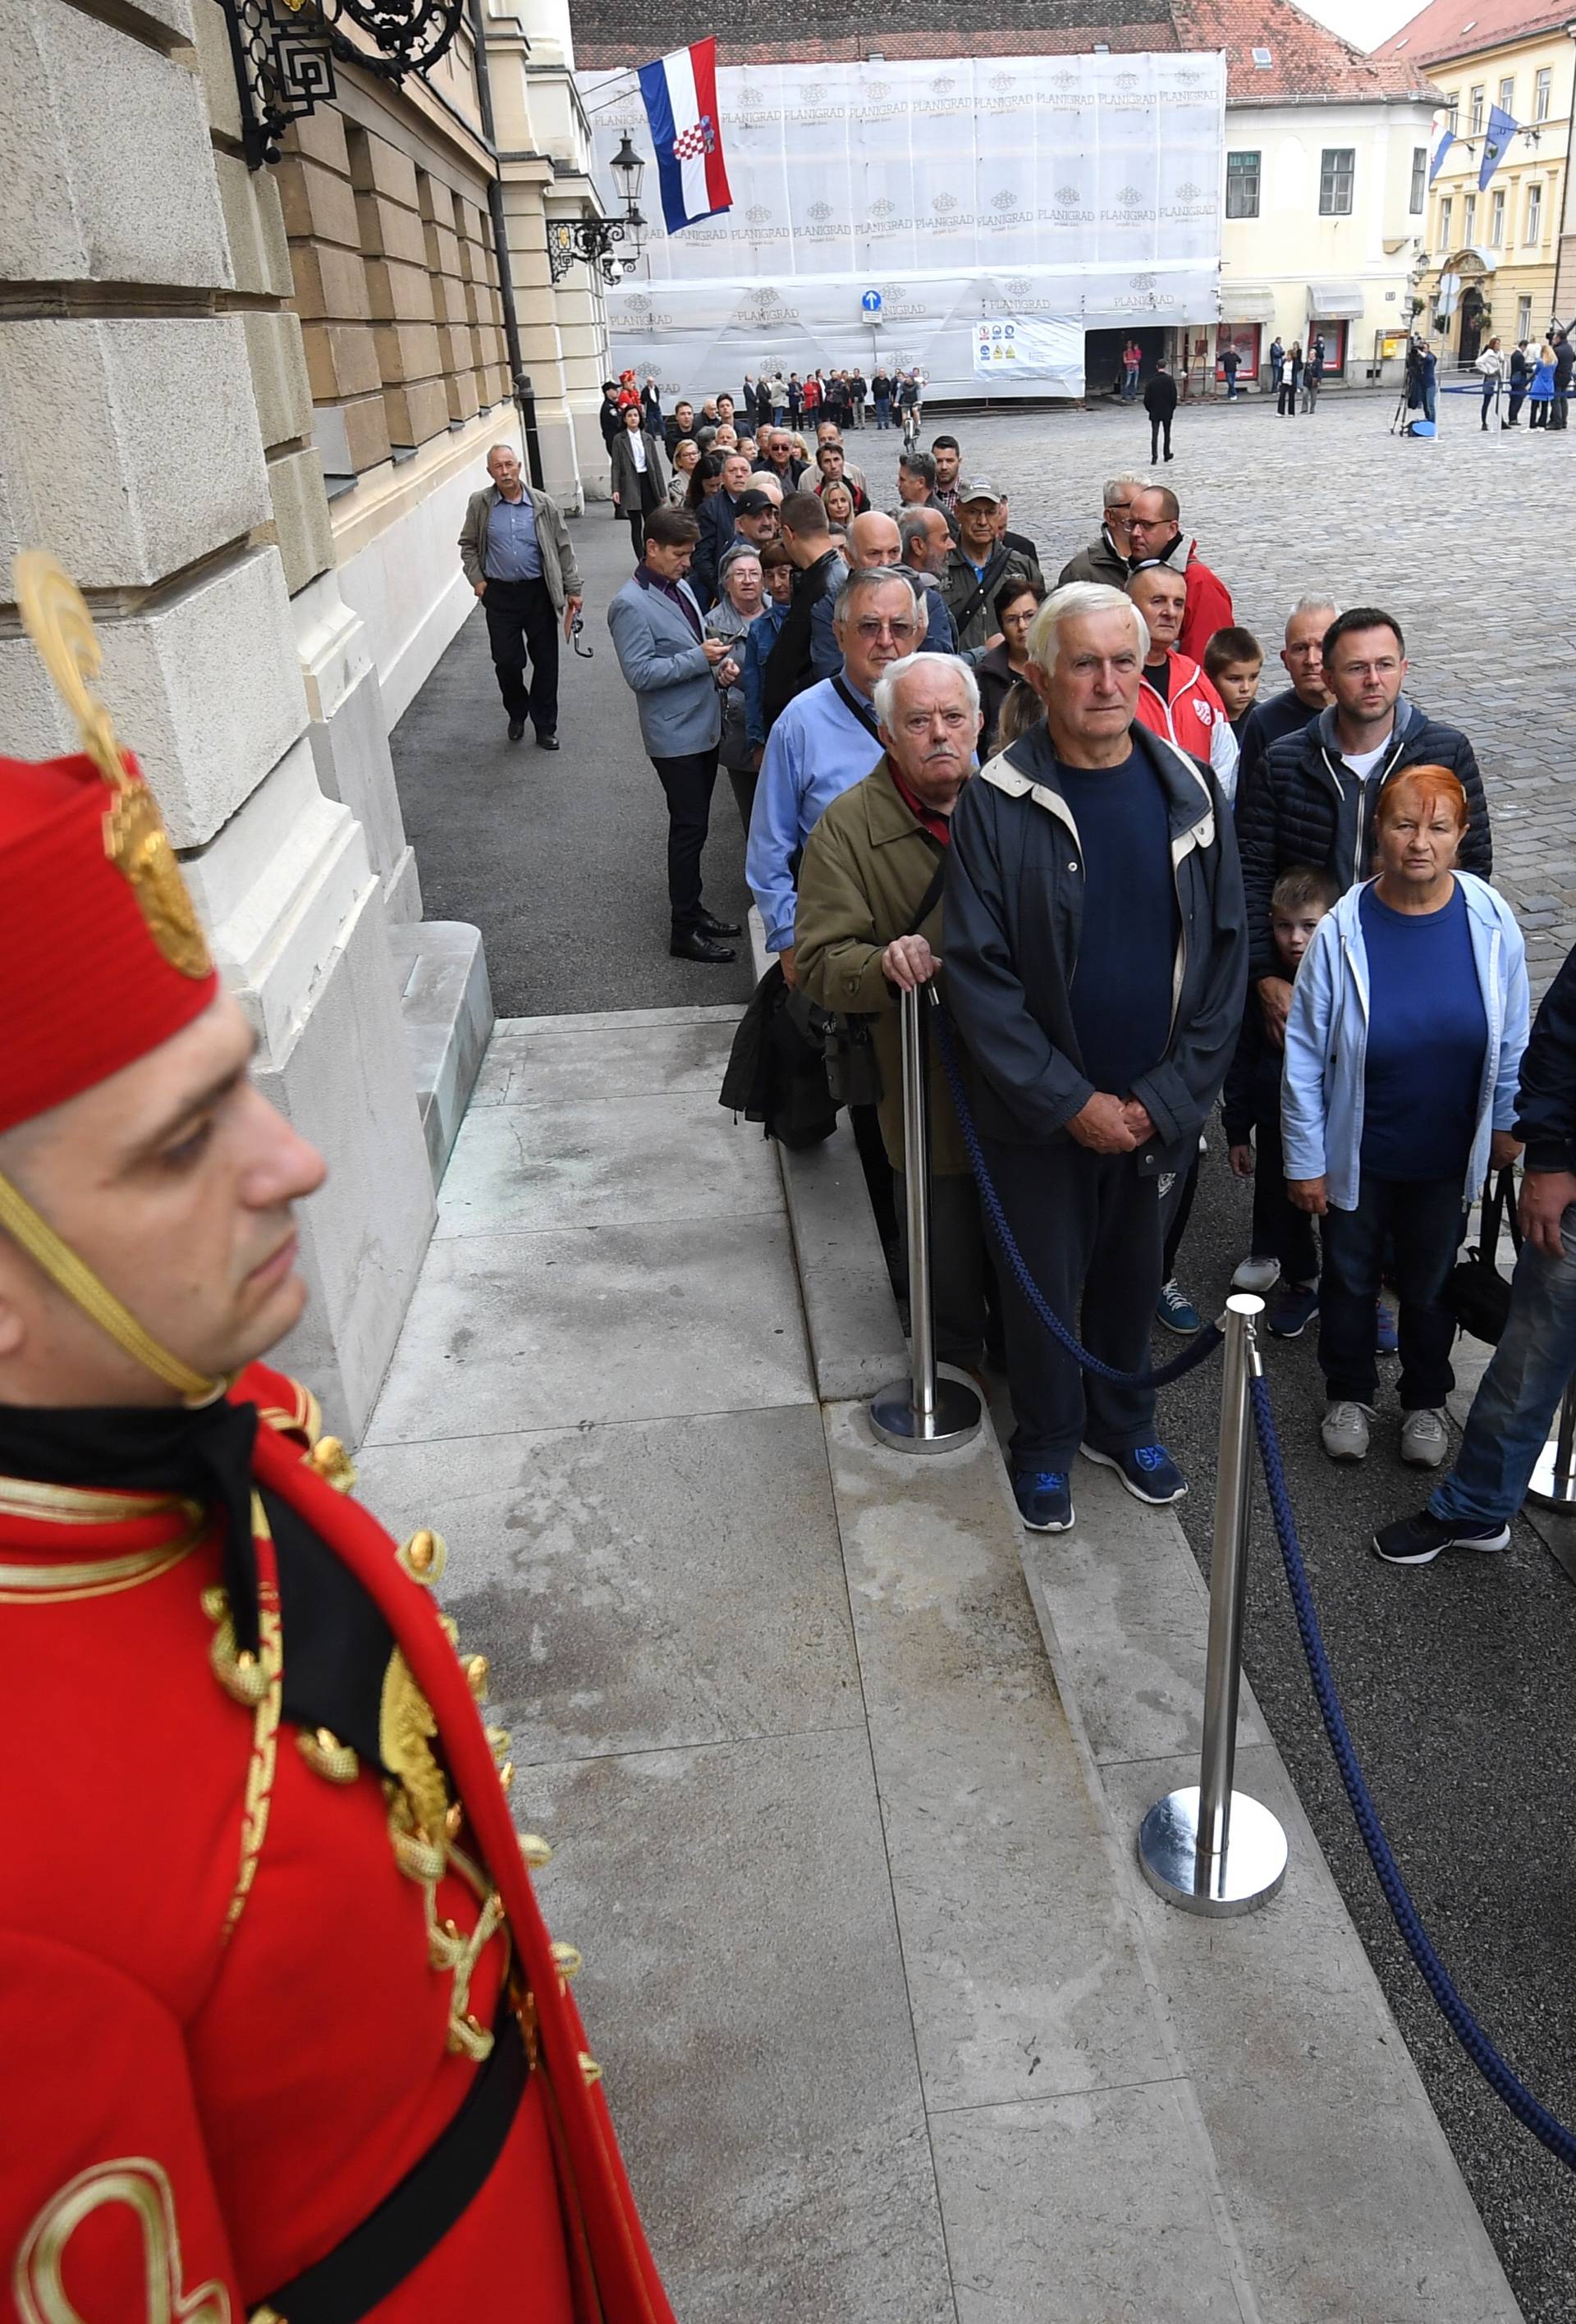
[860,290,883,315]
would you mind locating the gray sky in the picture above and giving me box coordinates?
[1292,0,1421,50]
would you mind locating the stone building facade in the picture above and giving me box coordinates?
[1,0,612,1438]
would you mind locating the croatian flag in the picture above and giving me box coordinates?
[638,39,732,234]
[1427,107,1455,185]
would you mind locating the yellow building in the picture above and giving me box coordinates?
[1378,0,1574,361]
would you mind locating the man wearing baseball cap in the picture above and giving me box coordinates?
[941,480,1044,653]
[0,554,676,2324]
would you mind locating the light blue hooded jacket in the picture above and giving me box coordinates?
[1281,872,1529,1212]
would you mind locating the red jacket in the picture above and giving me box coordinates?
[1171,542,1234,665]
[1,1362,674,2324]
[1134,651,1240,800]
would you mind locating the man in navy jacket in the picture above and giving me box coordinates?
[945,581,1247,1534]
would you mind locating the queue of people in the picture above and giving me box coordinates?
[593,419,1569,1574]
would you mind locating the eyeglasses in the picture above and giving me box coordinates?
[853,619,919,642]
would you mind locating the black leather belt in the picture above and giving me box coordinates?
[258,1993,529,2324]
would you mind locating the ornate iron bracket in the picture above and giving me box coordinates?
[546,216,627,285]
[215,0,466,170]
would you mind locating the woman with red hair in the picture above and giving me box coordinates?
[1281,766,1529,1470]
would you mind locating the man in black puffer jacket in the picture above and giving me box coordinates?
[1238,606,1491,1043]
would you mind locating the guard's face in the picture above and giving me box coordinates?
[0,994,325,1401]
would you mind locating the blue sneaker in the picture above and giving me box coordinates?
[1013,1470,1074,1532]
[1267,1281,1319,1340]
[1375,1298,1398,1356]
[1155,1278,1203,1335]
[1080,1442,1189,1506]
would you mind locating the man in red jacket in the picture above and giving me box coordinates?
[1127,564,1240,803]
[1125,484,1234,666]
[0,554,676,2324]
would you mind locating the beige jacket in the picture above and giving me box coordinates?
[458,483,582,608]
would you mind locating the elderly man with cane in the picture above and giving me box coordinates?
[944,583,1248,1533]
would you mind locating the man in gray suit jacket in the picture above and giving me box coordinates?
[458,444,583,748]
[607,505,744,963]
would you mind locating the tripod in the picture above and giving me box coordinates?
[1389,380,1413,434]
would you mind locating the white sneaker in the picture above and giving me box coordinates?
[1321,1401,1374,1462]
[1231,1256,1281,1296]
[1400,1407,1450,1468]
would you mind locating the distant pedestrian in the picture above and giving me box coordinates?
[1300,341,1322,414]
[1279,341,1303,417]
[665,398,697,457]
[1475,336,1505,430]
[768,372,788,424]
[1143,362,1178,461]
[849,367,868,428]
[1418,339,1439,425]
[931,435,962,515]
[608,400,670,562]
[1269,335,1285,394]
[872,365,893,429]
[1551,330,1573,430]
[787,373,803,424]
[1220,343,1241,400]
[1121,338,1142,400]
[457,443,583,748]
[1528,341,1556,427]
[641,374,663,432]
[1506,341,1529,427]
[898,370,920,445]
[607,505,743,964]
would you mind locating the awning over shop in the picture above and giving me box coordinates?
[1219,282,1277,323]
[1306,281,1367,318]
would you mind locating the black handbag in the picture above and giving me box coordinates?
[1444,1164,1522,1344]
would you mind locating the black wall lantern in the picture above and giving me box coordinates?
[216,0,467,169]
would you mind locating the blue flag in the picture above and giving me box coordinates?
[1479,105,1517,189]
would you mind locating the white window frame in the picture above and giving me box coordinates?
[1498,76,1514,113]
[1489,186,1505,245]
[1468,85,1485,133]
[1535,67,1551,122]
[1526,182,1544,245]
[1409,147,1427,213]
[1318,147,1355,216]
[1463,191,1477,245]
[1438,194,1453,249]
[1518,294,1533,341]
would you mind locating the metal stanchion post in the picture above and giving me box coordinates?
[1138,1294,1289,1914]
[869,986,982,1455]
[1528,1376,1576,1512]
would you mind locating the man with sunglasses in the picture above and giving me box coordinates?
[745,568,921,987]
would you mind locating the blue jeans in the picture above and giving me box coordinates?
[1423,381,1437,423]
[874,398,891,428]
[1432,1201,1576,1527]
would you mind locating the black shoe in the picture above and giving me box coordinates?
[506,718,525,742]
[1372,1509,1510,1566]
[697,911,742,938]
[535,730,560,751]
[670,927,737,963]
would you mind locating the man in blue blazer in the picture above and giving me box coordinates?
[607,504,744,963]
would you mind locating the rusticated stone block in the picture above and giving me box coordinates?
[244,308,314,449]
[301,320,382,402]
[424,219,461,277]
[365,258,436,323]
[346,129,419,211]
[281,108,350,179]
[290,241,372,321]
[373,321,443,387]
[446,368,480,423]
[2,0,230,289]
[277,154,361,249]
[356,190,428,268]
[0,315,268,588]
[383,378,451,446]
[267,445,334,594]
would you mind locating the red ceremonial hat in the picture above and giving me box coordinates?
[2,556,218,1137]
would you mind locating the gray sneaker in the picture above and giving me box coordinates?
[1231,1255,1281,1296]
[1400,1407,1450,1468]
[1321,1400,1374,1462]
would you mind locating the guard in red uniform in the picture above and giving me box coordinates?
[0,556,677,2324]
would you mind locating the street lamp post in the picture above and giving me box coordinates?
[547,133,651,284]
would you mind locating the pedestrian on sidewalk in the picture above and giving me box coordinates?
[1376,935,1576,1564]
[1476,336,1505,430]
[1221,343,1241,400]
[607,505,744,964]
[1281,767,1528,1470]
[608,401,670,564]
[796,653,992,1370]
[945,581,1248,1536]
[1121,338,1143,400]
[1278,341,1303,418]
[457,443,583,750]
[1506,341,1529,427]
[1143,362,1178,462]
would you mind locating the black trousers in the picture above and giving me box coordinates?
[1248,1117,1319,1285]
[980,1134,1165,1467]
[483,577,558,734]
[1318,1172,1464,1410]
[1507,387,1526,425]
[649,746,718,931]
[894,1169,989,1370]
[1277,382,1298,415]
[1149,414,1172,459]
[625,475,662,562]
[1161,1151,1199,1279]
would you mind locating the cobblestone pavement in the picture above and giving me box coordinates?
[933,389,1576,998]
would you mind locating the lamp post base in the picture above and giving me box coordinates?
[1138,1785,1288,1916]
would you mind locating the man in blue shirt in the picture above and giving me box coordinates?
[746,569,919,982]
[457,445,583,748]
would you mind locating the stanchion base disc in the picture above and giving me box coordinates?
[868,1376,982,1454]
[1138,1786,1288,1916]
[1526,1436,1576,1512]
